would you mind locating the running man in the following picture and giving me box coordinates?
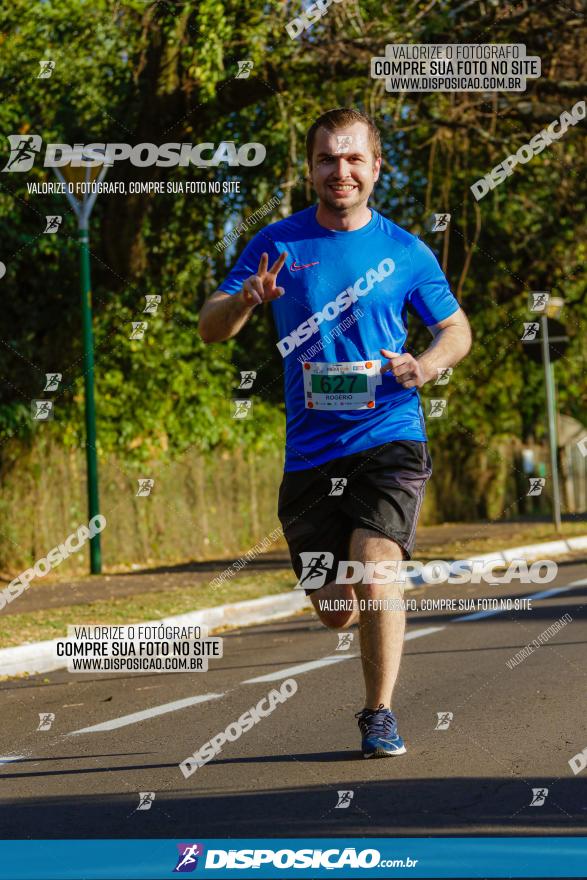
[199,108,472,758]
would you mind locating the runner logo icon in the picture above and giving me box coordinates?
[521,322,539,341]
[295,551,334,590]
[236,60,253,79]
[144,294,161,314]
[2,135,42,172]
[335,790,354,808]
[31,400,53,421]
[130,321,148,340]
[530,291,549,312]
[233,399,253,419]
[434,367,452,385]
[238,370,257,389]
[37,712,55,731]
[530,788,549,806]
[428,399,447,418]
[174,843,204,872]
[38,60,56,79]
[137,792,155,810]
[336,632,354,651]
[432,213,451,231]
[527,477,546,496]
[44,373,62,392]
[44,215,62,233]
[335,135,353,154]
[435,711,453,730]
[329,477,347,496]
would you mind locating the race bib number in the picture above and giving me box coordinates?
[302,360,382,410]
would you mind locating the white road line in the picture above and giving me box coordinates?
[246,577,585,684]
[64,629,447,732]
[530,578,587,598]
[405,626,445,640]
[242,627,445,684]
[242,654,358,683]
[67,692,225,735]
[452,579,586,623]
[63,579,585,733]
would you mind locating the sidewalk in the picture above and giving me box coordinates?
[1,519,585,617]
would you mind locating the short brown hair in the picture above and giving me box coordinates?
[306,108,381,167]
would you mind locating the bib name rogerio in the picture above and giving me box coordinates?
[277,258,395,357]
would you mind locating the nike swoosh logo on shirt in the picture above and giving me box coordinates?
[290,261,320,271]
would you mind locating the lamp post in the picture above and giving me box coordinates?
[53,153,109,573]
[541,297,565,531]
[522,295,567,532]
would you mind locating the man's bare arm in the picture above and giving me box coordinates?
[380,307,472,388]
[199,290,255,343]
[416,307,473,383]
[199,251,288,344]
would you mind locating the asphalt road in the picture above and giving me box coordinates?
[1,556,586,839]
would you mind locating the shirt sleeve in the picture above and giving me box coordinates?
[217,230,280,296]
[406,237,460,326]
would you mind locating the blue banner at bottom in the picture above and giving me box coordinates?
[0,838,586,879]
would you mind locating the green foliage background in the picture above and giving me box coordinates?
[0,0,585,550]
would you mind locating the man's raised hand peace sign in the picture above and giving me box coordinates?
[241,251,288,307]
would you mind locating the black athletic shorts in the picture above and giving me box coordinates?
[278,440,432,593]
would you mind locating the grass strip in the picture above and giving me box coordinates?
[1,522,584,651]
[0,570,295,650]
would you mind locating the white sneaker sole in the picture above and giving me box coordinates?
[364,745,407,758]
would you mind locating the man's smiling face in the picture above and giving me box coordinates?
[310,121,381,214]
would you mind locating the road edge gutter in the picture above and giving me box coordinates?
[1,534,586,677]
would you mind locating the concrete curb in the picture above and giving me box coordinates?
[407,535,587,585]
[0,592,311,678]
[1,535,585,678]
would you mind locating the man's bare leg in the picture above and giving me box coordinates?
[350,528,405,709]
[309,528,405,709]
[309,581,359,629]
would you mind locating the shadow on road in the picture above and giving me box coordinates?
[1,774,585,837]
[117,552,291,577]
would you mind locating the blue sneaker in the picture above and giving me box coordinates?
[355,704,406,758]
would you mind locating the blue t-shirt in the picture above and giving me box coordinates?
[219,205,459,472]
